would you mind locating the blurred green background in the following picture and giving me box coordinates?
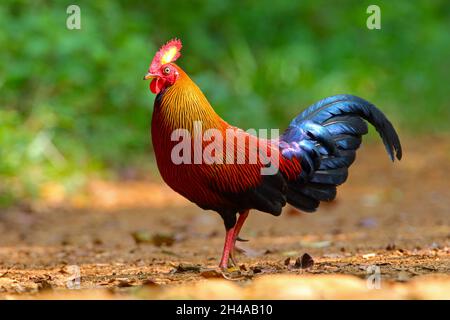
[1,0,449,206]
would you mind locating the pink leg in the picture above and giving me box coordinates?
[219,226,236,269]
[233,210,249,241]
[218,210,249,269]
[229,210,249,264]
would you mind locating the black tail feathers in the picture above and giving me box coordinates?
[280,94,402,212]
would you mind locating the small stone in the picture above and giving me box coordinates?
[284,257,291,266]
[294,253,314,269]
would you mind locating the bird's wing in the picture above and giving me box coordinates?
[198,129,288,216]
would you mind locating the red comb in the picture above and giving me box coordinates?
[149,38,183,73]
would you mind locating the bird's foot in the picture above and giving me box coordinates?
[219,257,237,271]
[236,236,249,242]
[219,260,242,279]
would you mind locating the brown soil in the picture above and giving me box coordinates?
[0,136,449,299]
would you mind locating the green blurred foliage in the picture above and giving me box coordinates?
[0,0,449,204]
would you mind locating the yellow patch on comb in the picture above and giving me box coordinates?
[149,38,183,73]
[161,46,178,65]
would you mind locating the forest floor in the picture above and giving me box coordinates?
[0,136,449,299]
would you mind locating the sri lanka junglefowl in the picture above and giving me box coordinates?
[144,39,402,270]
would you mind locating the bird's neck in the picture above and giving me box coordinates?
[153,68,227,133]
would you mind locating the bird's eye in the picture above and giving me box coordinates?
[163,67,171,74]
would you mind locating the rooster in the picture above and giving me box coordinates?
[144,39,402,270]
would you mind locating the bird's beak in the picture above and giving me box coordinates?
[143,72,157,80]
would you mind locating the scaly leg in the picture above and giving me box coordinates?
[229,210,249,266]
[218,226,236,269]
[218,210,249,269]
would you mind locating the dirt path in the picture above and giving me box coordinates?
[0,137,449,299]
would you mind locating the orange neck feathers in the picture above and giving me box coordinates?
[154,66,228,133]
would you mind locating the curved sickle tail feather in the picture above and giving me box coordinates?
[280,94,402,212]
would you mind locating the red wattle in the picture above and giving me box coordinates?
[150,78,164,94]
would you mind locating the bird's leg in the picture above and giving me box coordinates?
[219,225,236,270]
[218,211,250,270]
[229,210,249,266]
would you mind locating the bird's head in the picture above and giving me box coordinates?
[144,38,182,94]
